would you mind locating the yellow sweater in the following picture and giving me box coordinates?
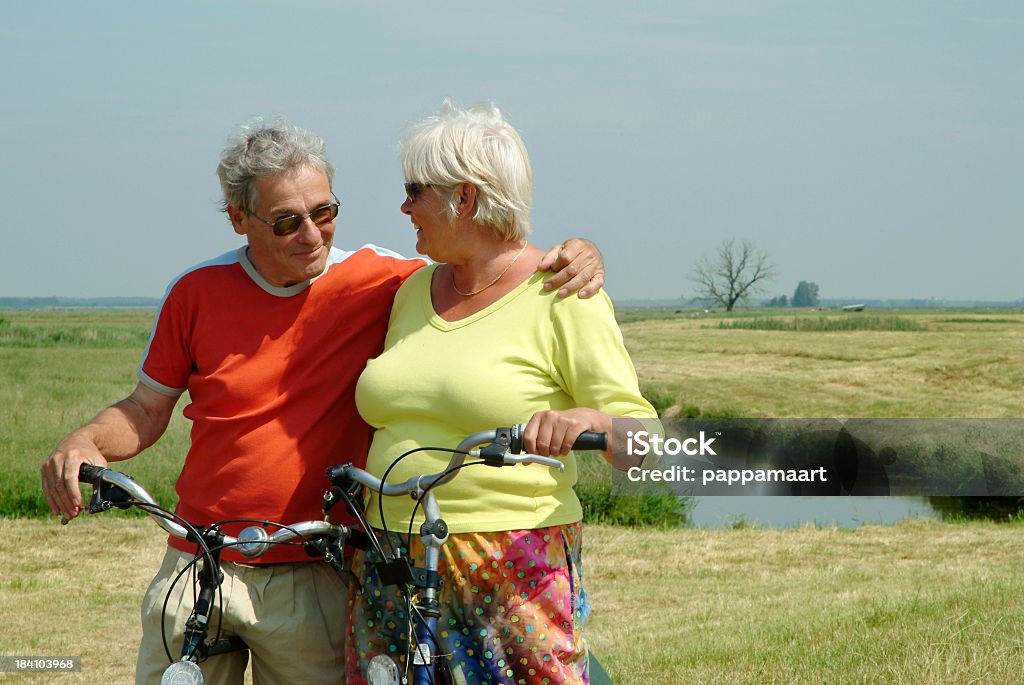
[355,265,656,533]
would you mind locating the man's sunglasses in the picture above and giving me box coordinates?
[404,182,433,201]
[246,194,341,236]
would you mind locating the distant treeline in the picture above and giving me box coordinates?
[3,296,1021,310]
[815,298,1024,309]
[0,297,160,309]
[617,297,1024,309]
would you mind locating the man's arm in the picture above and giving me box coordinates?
[537,238,605,299]
[40,382,179,522]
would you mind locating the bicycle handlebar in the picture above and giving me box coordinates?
[74,426,603,682]
[76,464,348,559]
[78,463,194,540]
[326,424,608,498]
[76,423,605,553]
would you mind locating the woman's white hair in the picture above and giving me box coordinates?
[401,100,532,240]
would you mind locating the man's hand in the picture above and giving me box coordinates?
[537,238,605,299]
[40,382,178,523]
[41,437,108,524]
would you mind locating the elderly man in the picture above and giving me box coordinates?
[40,117,604,684]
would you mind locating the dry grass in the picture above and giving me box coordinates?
[0,518,165,683]
[622,311,1024,418]
[584,519,1024,684]
[3,518,1024,684]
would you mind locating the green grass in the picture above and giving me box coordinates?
[577,454,688,527]
[1,310,187,517]
[6,307,1024,517]
[937,317,1024,325]
[714,314,928,332]
[0,309,154,348]
[614,306,688,324]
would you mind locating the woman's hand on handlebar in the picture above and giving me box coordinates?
[522,409,612,458]
[40,439,109,523]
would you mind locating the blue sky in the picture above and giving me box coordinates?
[2,1,1021,302]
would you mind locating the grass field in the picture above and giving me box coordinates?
[621,307,1024,419]
[6,306,1022,516]
[3,518,1023,684]
[2,306,1024,683]
[1,310,186,516]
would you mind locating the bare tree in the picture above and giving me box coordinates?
[691,239,775,311]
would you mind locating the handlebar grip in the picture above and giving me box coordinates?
[326,464,351,487]
[572,431,608,451]
[78,463,106,482]
[508,425,608,453]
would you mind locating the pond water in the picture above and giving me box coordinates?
[687,496,940,529]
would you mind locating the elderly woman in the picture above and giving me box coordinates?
[348,102,656,684]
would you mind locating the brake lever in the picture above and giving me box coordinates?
[504,453,565,471]
[478,442,511,466]
[78,468,136,515]
[479,440,565,471]
[84,468,113,515]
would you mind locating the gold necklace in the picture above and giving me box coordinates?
[451,242,529,297]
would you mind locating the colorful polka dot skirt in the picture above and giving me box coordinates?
[345,522,590,685]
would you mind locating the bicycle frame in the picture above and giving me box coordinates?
[327,424,605,685]
[76,464,350,685]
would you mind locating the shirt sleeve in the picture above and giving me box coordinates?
[136,281,192,396]
[549,291,657,419]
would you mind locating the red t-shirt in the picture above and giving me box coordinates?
[138,245,423,562]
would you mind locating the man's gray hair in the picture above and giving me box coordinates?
[401,100,532,239]
[217,116,335,213]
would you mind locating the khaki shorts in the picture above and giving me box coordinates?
[135,546,349,685]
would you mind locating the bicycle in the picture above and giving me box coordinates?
[75,463,351,685]
[75,424,611,685]
[325,424,609,685]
